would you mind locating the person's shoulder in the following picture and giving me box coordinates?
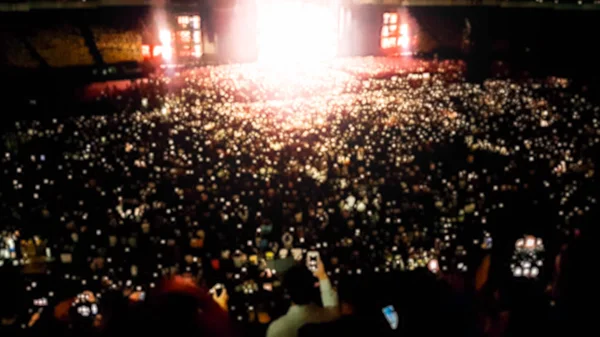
[266,315,287,337]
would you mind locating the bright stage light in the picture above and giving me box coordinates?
[159,29,173,61]
[256,0,338,63]
[141,45,151,58]
[159,29,171,46]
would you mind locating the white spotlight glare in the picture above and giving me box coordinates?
[256,0,338,64]
[158,29,173,61]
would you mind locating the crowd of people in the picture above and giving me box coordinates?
[26,24,94,67]
[0,23,142,69]
[91,27,143,64]
[0,57,596,336]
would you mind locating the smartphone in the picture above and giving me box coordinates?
[427,259,439,273]
[483,236,493,250]
[306,251,319,272]
[33,298,48,307]
[210,283,225,297]
[76,303,98,318]
[382,305,399,330]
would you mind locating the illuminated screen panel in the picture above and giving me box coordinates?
[156,14,202,63]
[256,0,339,63]
[176,15,202,59]
[381,12,409,52]
[179,31,191,44]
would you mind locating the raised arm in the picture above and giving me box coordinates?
[313,260,340,321]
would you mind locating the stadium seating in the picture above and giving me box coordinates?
[27,25,94,67]
[91,26,143,64]
[0,33,40,68]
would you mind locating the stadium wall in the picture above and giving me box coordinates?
[0,4,599,80]
[347,5,600,79]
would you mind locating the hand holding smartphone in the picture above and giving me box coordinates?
[209,283,229,311]
[307,251,328,280]
[210,283,225,297]
[306,251,320,272]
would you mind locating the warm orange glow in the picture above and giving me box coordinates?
[381,37,399,49]
[179,31,191,43]
[381,13,410,53]
[141,44,151,58]
[178,16,189,25]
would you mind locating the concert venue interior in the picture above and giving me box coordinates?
[0,0,598,336]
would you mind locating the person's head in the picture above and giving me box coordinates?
[337,277,368,316]
[283,264,318,305]
[151,291,203,334]
[141,276,233,337]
